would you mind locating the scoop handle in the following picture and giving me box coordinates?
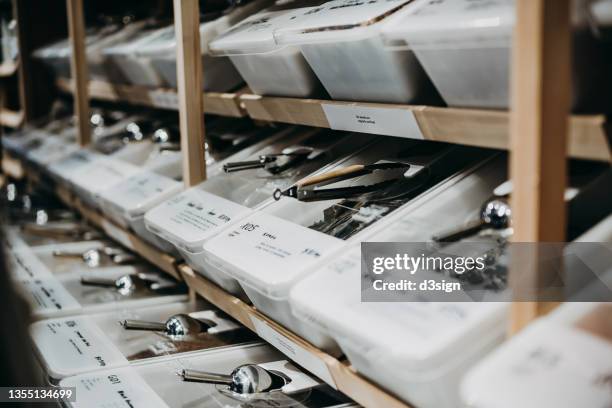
[180,369,233,384]
[121,319,167,332]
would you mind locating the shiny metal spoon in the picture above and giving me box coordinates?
[121,314,216,336]
[53,247,136,267]
[179,364,286,394]
[433,198,511,243]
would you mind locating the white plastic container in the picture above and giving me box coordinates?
[209,0,329,97]
[202,139,483,352]
[101,24,172,87]
[14,266,188,321]
[98,171,183,253]
[30,301,257,381]
[68,156,143,208]
[47,149,105,186]
[60,344,354,408]
[288,156,510,408]
[273,0,436,103]
[382,0,612,110]
[461,303,612,408]
[145,127,363,296]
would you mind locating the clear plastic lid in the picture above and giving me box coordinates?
[381,0,515,48]
[209,0,328,55]
[274,0,421,45]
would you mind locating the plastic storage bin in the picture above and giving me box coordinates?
[99,171,183,253]
[145,127,368,296]
[461,303,612,408]
[30,301,257,381]
[59,343,354,408]
[288,155,509,408]
[14,266,187,320]
[273,0,438,103]
[382,0,612,111]
[202,140,488,352]
[209,0,329,97]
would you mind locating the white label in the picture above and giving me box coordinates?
[18,276,82,317]
[148,90,179,109]
[205,212,343,289]
[6,248,53,281]
[31,317,127,379]
[61,368,168,408]
[147,189,251,250]
[104,173,181,213]
[250,315,336,388]
[322,104,424,140]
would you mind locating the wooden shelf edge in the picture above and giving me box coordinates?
[0,108,25,128]
[179,265,413,408]
[56,78,246,117]
[239,94,611,162]
[0,59,19,77]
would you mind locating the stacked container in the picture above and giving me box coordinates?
[381,0,612,111]
[273,0,440,103]
[209,0,329,97]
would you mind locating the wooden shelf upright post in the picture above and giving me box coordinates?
[66,0,91,146]
[509,0,572,333]
[173,0,207,186]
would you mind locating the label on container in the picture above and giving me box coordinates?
[18,276,81,317]
[146,189,251,250]
[148,90,179,109]
[71,159,141,193]
[322,104,424,140]
[61,368,168,408]
[204,212,343,288]
[250,315,336,388]
[103,172,182,215]
[6,247,54,281]
[32,317,127,378]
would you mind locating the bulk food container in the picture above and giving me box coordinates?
[30,300,257,381]
[209,0,329,97]
[101,22,173,87]
[98,119,274,252]
[145,127,370,296]
[288,155,510,408]
[273,0,440,103]
[461,303,612,408]
[14,265,188,321]
[382,0,612,111]
[60,344,355,408]
[202,140,489,352]
[144,0,270,91]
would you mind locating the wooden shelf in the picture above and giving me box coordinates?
[239,94,612,162]
[56,78,246,118]
[53,184,182,281]
[1,151,25,179]
[0,108,24,128]
[0,59,19,77]
[180,265,413,408]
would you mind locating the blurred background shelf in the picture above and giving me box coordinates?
[239,94,611,162]
[56,78,246,117]
[0,108,24,127]
[0,60,18,77]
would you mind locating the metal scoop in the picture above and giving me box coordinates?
[433,198,511,243]
[121,314,216,336]
[179,364,287,395]
[53,246,136,267]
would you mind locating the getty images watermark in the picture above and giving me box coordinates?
[361,242,612,302]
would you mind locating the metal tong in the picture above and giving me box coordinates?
[222,146,315,175]
[274,160,426,202]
